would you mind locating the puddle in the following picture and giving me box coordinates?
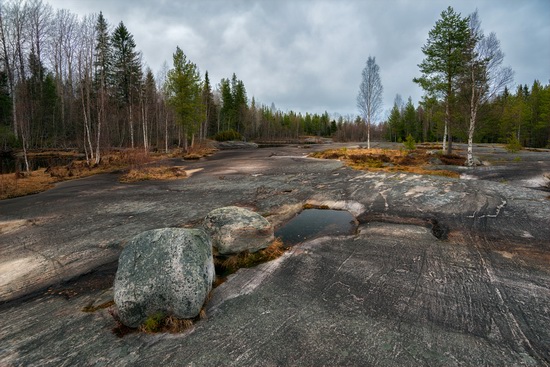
[275,209,357,246]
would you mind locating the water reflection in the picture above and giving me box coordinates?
[275,209,357,246]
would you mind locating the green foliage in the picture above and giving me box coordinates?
[141,312,165,333]
[219,73,248,134]
[404,134,416,150]
[214,129,243,142]
[166,47,204,142]
[505,135,522,152]
[414,6,470,98]
[111,21,142,105]
[0,125,19,149]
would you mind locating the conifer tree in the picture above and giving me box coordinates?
[112,21,142,148]
[166,46,203,151]
[414,6,470,153]
[93,11,111,164]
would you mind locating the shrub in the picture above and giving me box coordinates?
[403,134,416,150]
[505,135,522,153]
[214,129,243,142]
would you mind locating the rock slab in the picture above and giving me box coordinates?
[203,206,274,255]
[114,228,214,328]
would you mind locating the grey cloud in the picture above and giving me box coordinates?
[48,0,550,117]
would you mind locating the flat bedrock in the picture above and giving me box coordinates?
[1,142,549,366]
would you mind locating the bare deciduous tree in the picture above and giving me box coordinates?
[465,10,514,166]
[357,56,383,149]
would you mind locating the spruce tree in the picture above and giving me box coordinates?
[112,21,142,148]
[93,11,111,164]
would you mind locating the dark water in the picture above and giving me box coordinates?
[275,209,357,246]
[0,154,80,174]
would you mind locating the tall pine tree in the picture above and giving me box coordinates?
[414,6,470,153]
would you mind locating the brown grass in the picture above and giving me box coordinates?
[214,238,287,276]
[310,148,461,178]
[183,144,217,160]
[119,166,187,183]
[0,170,55,199]
[0,149,195,200]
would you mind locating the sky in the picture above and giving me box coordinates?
[47,0,550,119]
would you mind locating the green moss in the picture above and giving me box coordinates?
[141,312,165,332]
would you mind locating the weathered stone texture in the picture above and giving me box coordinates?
[203,206,274,255]
[114,228,214,327]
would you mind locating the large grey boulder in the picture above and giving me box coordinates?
[203,206,274,255]
[114,228,214,328]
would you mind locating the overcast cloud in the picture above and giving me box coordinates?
[48,0,550,118]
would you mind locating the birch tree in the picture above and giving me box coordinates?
[464,10,513,166]
[357,56,383,149]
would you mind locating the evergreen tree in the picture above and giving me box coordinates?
[414,6,470,153]
[202,71,217,137]
[166,46,203,151]
[111,21,142,148]
[93,11,111,163]
[219,77,233,131]
[402,97,418,140]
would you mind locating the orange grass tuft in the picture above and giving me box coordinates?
[311,147,460,178]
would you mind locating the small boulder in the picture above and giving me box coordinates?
[203,206,274,255]
[114,228,214,328]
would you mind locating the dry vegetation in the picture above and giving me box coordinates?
[310,147,462,178]
[0,148,216,200]
[214,239,287,279]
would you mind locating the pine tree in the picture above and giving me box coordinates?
[414,6,470,153]
[166,46,203,151]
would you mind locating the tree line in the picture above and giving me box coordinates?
[384,80,550,149]
[1,2,547,172]
[0,0,339,171]
[355,7,549,158]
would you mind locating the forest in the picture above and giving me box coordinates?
[0,1,549,172]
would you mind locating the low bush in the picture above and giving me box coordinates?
[214,129,243,142]
[505,135,522,153]
[403,134,416,150]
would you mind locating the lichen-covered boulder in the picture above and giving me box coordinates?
[203,206,274,255]
[114,228,214,328]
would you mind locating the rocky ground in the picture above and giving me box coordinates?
[0,142,549,366]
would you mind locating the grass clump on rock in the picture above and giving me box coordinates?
[214,239,287,277]
[310,147,460,178]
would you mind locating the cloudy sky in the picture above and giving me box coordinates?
[48,0,550,118]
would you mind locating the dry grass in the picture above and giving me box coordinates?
[0,170,55,199]
[310,147,461,178]
[119,166,187,183]
[183,144,217,160]
[0,149,195,200]
[214,238,287,276]
[110,294,210,337]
